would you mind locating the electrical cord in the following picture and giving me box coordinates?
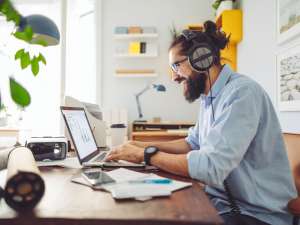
[206,69,242,217]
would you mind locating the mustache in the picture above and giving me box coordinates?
[174,76,186,84]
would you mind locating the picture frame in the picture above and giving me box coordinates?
[277,44,300,111]
[277,0,300,44]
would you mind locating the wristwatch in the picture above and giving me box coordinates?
[144,146,159,166]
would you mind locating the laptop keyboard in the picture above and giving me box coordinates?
[93,153,107,162]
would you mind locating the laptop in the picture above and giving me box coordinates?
[60,106,144,168]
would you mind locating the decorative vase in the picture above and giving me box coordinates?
[217,1,233,18]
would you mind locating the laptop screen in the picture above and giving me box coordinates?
[61,108,98,160]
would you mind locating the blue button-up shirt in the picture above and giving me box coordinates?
[186,65,297,225]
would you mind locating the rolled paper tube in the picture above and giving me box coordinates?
[4,147,45,211]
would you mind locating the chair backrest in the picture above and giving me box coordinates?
[283,133,300,195]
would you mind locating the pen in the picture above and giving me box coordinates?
[129,179,172,184]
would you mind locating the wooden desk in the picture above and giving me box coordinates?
[131,131,188,142]
[132,121,194,142]
[0,167,223,225]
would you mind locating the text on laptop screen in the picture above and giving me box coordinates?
[62,109,97,159]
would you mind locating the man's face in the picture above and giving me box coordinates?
[169,44,207,102]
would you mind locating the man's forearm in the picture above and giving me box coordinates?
[132,138,191,154]
[150,151,190,177]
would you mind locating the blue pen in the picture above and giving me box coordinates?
[129,179,172,184]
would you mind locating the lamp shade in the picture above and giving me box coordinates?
[153,84,166,92]
[18,14,60,46]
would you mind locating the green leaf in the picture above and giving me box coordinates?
[31,56,39,76]
[13,12,20,25]
[32,39,48,47]
[9,77,31,107]
[0,0,9,14]
[38,53,46,65]
[15,48,24,60]
[14,31,30,42]
[212,0,222,10]
[24,26,33,40]
[0,0,21,25]
[20,52,30,69]
[13,26,33,42]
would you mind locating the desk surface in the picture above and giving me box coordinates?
[0,167,223,225]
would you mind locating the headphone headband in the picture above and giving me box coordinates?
[180,29,215,72]
[181,29,199,42]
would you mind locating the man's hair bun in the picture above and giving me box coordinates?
[204,20,230,50]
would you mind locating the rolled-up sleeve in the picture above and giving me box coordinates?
[185,122,200,150]
[187,86,261,188]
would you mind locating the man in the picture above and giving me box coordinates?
[106,21,297,225]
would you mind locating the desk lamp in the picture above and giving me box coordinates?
[17,14,60,46]
[135,84,166,122]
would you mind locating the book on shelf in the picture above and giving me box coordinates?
[140,42,146,54]
[128,26,142,34]
[142,26,156,34]
[114,26,128,34]
[129,42,140,54]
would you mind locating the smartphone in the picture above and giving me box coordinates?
[81,169,116,186]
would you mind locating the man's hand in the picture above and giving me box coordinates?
[105,143,144,163]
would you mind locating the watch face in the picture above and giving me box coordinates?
[146,146,157,154]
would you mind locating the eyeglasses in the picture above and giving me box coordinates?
[170,57,188,72]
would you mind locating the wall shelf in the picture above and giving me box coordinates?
[114,33,158,40]
[216,9,243,71]
[114,53,158,58]
[114,26,158,79]
[115,73,158,78]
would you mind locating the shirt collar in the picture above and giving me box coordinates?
[203,64,233,99]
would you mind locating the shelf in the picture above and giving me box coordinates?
[114,53,158,58]
[215,9,243,71]
[114,33,158,40]
[115,73,158,78]
[216,9,242,43]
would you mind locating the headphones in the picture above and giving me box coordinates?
[181,30,216,72]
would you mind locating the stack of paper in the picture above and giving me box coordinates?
[71,168,192,200]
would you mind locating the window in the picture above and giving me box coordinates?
[65,0,97,104]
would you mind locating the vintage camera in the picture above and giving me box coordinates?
[25,137,68,161]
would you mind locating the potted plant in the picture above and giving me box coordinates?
[169,22,180,40]
[212,0,236,17]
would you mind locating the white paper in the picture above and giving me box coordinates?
[100,168,192,199]
[70,168,192,200]
[110,185,171,199]
[106,168,149,182]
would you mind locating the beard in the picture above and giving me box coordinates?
[183,72,207,103]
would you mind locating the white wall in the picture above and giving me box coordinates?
[238,0,300,133]
[99,0,214,124]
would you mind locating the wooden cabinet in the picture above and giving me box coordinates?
[131,121,194,142]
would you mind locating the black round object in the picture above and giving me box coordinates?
[4,171,45,212]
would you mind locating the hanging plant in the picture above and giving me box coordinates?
[0,0,49,108]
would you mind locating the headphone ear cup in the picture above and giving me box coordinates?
[188,44,215,72]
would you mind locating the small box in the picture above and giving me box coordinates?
[142,26,156,34]
[140,42,146,53]
[128,26,142,34]
[129,42,140,54]
[115,26,128,34]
